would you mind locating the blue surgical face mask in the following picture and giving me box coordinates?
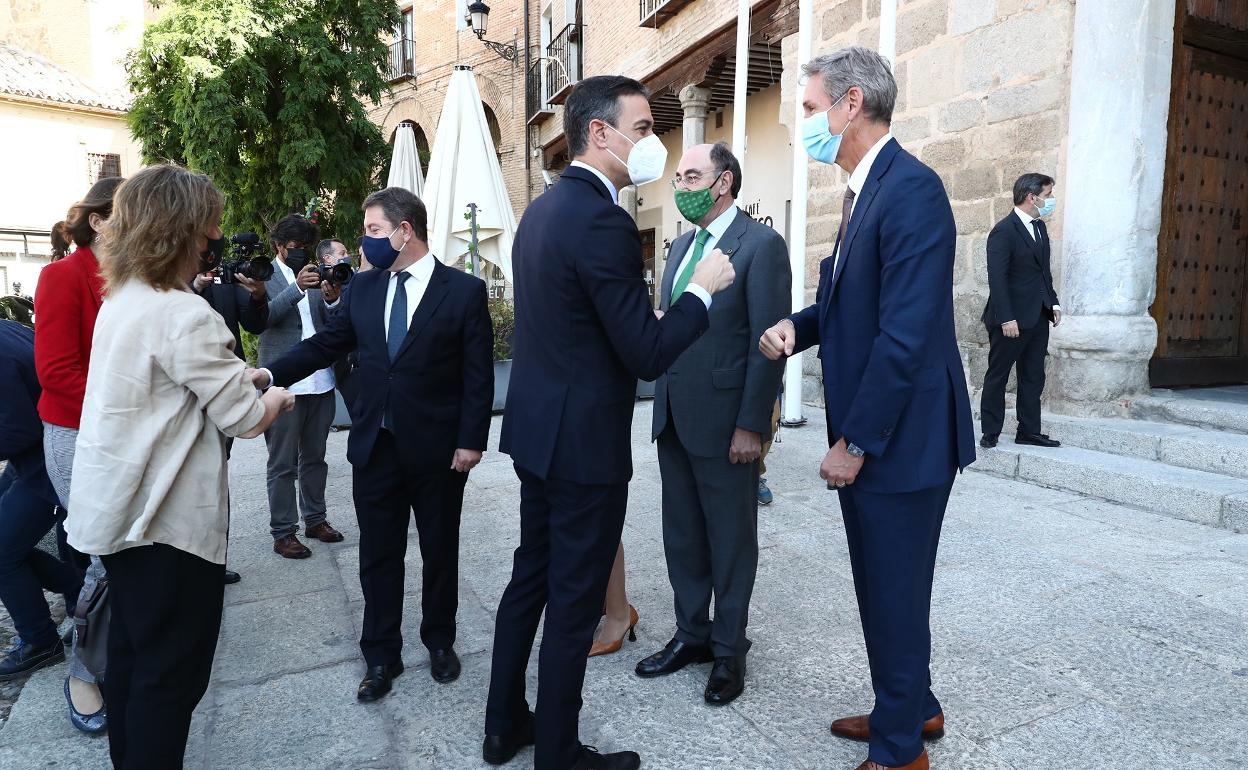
[1036,196,1057,217]
[360,227,407,271]
[801,92,851,166]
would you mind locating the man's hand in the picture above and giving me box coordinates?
[244,367,271,389]
[820,438,864,488]
[452,448,482,473]
[321,280,341,304]
[193,272,214,292]
[262,386,296,413]
[760,318,797,360]
[296,263,321,290]
[1051,308,1062,328]
[690,248,735,294]
[1001,320,1020,338]
[728,428,762,464]
[235,274,267,300]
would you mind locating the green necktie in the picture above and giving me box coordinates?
[671,229,712,304]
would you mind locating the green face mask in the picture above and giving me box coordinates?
[674,171,724,224]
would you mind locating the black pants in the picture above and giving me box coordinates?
[102,543,224,770]
[656,425,759,658]
[485,465,628,770]
[352,429,466,665]
[980,319,1049,437]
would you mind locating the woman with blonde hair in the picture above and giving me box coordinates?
[65,163,294,769]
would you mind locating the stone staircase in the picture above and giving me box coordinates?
[971,387,1248,533]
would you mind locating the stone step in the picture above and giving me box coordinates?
[1129,389,1248,434]
[971,439,1248,532]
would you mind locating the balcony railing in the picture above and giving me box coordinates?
[387,38,415,83]
[526,59,554,125]
[544,22,582,104]
[639,0,692,26]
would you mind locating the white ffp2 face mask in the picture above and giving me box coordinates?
[606,125,668,187]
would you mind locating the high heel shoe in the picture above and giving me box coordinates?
[588,605,639,658]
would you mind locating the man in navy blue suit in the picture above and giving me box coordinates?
[483,76,736,770]
[254,187,494,703]
[761,47,975,770]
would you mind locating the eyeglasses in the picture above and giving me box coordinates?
[671,168,723,190]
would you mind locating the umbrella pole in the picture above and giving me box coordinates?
[467,202,481,277]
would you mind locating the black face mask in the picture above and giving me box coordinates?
[200,236,225,273]
[284,247,309,273]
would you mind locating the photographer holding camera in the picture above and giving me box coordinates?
[259,215,346,559]
[315,239,359,410]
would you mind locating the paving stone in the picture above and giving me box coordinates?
[213,588,358,685]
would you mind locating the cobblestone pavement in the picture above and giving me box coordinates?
[1,403,1246,769]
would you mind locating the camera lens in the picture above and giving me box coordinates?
[330,263,353,285]
[246,258,274,282]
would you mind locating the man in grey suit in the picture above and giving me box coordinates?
[259,214,346,559]
[634,142,791,705]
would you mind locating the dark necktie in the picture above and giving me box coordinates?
[834,188,856,269]
[1031,219,1042,242]
[387,272,410,362]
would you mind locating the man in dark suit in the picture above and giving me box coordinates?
[635,141,790,706]
[252,187,493,701]
[483,76,735,770]
[979,173,1062,449]
[761,47,976,770]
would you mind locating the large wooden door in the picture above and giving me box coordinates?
[1150,1,1248,387]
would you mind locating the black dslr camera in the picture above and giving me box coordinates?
[313,261,354,286]
[218,233,274,283]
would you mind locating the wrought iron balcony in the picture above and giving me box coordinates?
[639,0,693,27]
[387,38,416,83]
[526,58,554,125]
[544,22,583,104]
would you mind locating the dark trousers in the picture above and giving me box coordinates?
[102,543,224,770]
[352,429,466,665]
[0,465,82,647]
[264,391,335,539]
[656,426,758,657]
[485,465,628,770]
[839,478,954,768]
[980,318,1049,437]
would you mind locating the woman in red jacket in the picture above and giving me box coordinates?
[34,175,122,735]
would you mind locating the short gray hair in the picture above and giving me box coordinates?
[801,47,897,124]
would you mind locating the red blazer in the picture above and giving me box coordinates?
[34,246,104,429]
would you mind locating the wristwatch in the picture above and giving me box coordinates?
[845,441,866,458]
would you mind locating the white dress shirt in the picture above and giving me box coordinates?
[833,132,894,273]
[1010,206,1060,314]
[668,206,736,309]
[275,259,335,395]
[384,254,437,339]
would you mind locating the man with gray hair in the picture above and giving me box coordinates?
[761,47,976,770]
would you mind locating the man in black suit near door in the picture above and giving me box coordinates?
[254,187,494,701]
[483,75,736,770]
[980,173,1062,449]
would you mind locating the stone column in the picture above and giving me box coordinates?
[1049,0,1174,412]
[678,84,712,150]
[618,186,639,221]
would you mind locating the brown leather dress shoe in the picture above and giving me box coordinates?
[273,534,312,559]
[854,748,928,770]
[832,712,944,742]
[305,521,345,543]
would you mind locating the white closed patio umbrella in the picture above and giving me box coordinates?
[387,122,425,198]
[424,65,516,282]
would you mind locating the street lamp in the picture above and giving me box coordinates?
[466,1,519,63]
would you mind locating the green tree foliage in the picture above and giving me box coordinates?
[126,0,399,241]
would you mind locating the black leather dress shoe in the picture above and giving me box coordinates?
[704,656,745,705]
[0,637,64,681]
[357,662,403,701]
[482,711,535,765]
[979,434,998,449]
[430,648,461,683]
[223,569,241,585]
[572,745,641,770]
[635,638,714,678]
[1016,432,1060,448]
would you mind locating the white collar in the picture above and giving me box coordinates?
[1014,206,1040,229]
[698,205,738,241]
[570,160,619,204]
[275,256,296,281]
[846,132,894,197]
[391,253,436,283]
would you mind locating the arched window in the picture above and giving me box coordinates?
[482,103,502,158]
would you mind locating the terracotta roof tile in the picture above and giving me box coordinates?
[0,42,130,112]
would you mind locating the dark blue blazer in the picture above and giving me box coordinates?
[499,165,710,485]
[0,320,57,503]
[268,258,494,469]
[790,139,976,493]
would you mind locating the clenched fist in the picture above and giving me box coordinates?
[759,318,797,360]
